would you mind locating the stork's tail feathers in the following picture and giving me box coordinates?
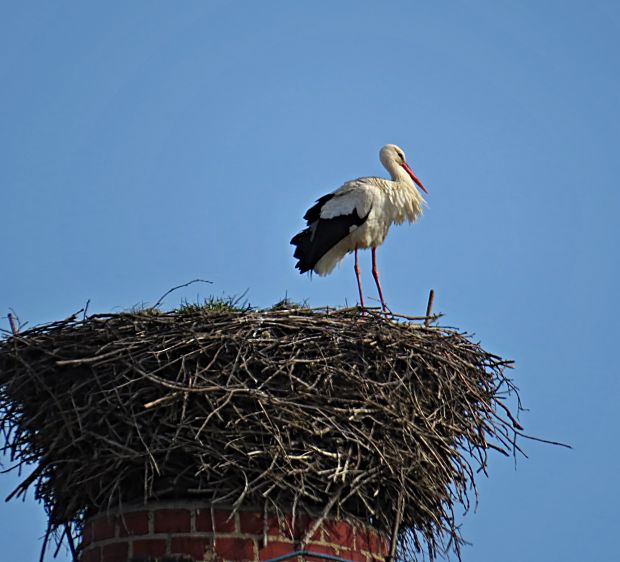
[290,228,317,274]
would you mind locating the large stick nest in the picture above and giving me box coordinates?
[0,307,521,560]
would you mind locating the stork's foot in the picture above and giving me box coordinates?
[380,302,393,319]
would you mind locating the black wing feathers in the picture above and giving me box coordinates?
[303,193,334,223]
[291,195,369,274]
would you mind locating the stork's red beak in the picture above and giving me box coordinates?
[402,161,428,194]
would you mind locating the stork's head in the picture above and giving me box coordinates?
[380,144,428,193]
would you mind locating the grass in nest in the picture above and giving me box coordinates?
[177,293,253,314]
[176,294,308,314]
[125,303,163,315]
[269,297,308,311]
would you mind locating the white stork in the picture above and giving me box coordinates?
[290,144,428,312]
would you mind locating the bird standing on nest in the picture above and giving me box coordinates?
[291,144,428,313]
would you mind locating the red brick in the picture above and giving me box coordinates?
[299,523,322,543]
[372,533,387,555]
[93,518,115,541]
[238,511,263,534]
[268,514,319,542]
[259,540,298,561]
[171,537,211,560]
[196,509,236,532]
[132,539,167,557]
[305,544,339,557]
[79,546,101,562]
[154,508,191,533]
[81,521,94,547]
[215,537,256,561]
[118,511,149,537]
[101,541,128,562]
[355,528,368,551]
[239,512,281,535]
[356,528,386,554]
[323,520,354,547]
[293,514,310,533]
[380,535,389,553]
[347,550,369,562]
[285,514,318,540]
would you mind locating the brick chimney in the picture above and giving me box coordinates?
[79,501,388,562]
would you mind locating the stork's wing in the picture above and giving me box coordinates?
[317,179,375,221]
[291,180,376,274]
[303,193,335,223]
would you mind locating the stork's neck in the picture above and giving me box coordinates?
[385,161,415,187]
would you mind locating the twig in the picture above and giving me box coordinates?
[153,278,213,308]
[66,525,78,562]
[83,299,91,321]
[424,289,435,326]
[300,484,346,547]
[495,399,524,430]
[387,486,405,562]
[515,432,572,449]
[38,520,52,562]
[7,312,18,335]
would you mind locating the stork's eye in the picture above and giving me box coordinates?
[398,152,405,161]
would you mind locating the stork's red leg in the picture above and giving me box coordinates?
[354,247,365,308]
[371,247,389,315]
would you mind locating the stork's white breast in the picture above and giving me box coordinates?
[318,177,423,249]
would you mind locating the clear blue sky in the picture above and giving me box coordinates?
[1,1,618,560]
